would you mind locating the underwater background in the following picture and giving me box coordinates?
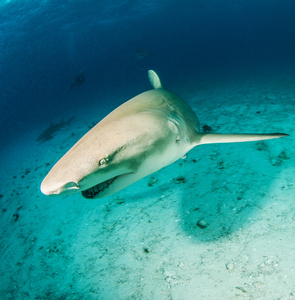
[0,0,295,299]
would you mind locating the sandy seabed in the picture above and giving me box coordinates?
[0,72,294,299]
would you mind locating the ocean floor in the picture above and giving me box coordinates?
[0,73,294,299]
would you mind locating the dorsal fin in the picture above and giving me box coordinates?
[148,70,162,89]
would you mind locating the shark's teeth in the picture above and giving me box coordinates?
[82,176,118,199]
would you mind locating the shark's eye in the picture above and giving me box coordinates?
[99,158,107,166]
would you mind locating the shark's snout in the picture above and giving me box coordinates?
[40,177,80,196]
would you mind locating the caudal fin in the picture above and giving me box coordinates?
[148,70,162,89]
[197,133,288,145]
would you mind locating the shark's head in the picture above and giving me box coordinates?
[41,129,141,199]
[41,143,138,199]
[40,104,184,199]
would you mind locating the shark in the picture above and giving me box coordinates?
[40,70,288,199]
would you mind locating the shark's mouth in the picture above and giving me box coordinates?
[82,176,118,199]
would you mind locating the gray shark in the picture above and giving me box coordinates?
[41,70,288,199]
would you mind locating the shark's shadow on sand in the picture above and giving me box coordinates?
[178,144,289,242]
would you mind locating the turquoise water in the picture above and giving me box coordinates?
[0,1,294,299]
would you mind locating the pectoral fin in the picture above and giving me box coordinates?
[196,133,288,145]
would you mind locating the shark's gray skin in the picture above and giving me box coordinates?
[41,70,288,199]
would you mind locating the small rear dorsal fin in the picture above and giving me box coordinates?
[148,70,162,89]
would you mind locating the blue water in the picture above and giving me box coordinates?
[1,0,295,146]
